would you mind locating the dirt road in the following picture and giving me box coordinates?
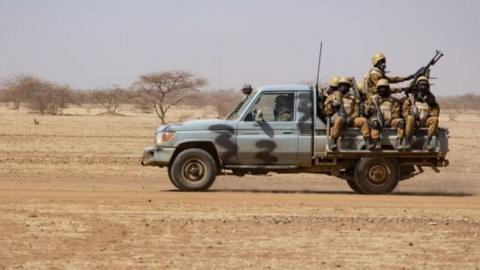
[1,108,479,269]
[1,186,479,270]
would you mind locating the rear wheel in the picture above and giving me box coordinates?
[345,170,361,193]
[354,157,400,194]
[346,179,362,193]
[169,149,217,191]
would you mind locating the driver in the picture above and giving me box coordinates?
[274,95,293,121]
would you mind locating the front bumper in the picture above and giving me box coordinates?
[141,146,175,167]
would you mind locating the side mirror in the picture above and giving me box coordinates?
[254,109,264,122]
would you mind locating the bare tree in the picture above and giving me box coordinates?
[48,84,74,115]
[0,74,74,114]
[91,86,126,113]
[132,71,206,124]
[1,74,42,110]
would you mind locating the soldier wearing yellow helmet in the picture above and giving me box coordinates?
[362,53,414,99]
[365,79,407,150]
[324,77,372,150]
[402,76,440,151]
[325,76,340,96]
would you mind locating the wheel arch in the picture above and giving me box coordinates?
[171,141,221,170]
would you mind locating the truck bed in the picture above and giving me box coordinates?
[313,127,449,159]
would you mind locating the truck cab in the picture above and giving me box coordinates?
[142,84,449,194]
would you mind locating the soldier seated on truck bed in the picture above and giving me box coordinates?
[365,79,408,151]
[323,77,372,151]
[402,76,440,151]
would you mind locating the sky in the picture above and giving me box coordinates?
[0,0,479,95]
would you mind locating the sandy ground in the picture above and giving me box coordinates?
[1,105,479,269]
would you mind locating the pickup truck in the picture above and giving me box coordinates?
[141,84,449,194]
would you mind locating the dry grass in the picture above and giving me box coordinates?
[1,104,480,269]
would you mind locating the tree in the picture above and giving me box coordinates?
[0,74,74,115]
[91,86,126,113]
[132,71,206,124]
[1,74,41,110]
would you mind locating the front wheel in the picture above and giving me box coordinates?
[169,149,217,191]
[354,158,400,194]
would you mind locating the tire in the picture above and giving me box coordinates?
[167,166,181,189]
[169,148,217,191]
[345,172,362,193]
[346,178,362,193]
[354,157,400,194]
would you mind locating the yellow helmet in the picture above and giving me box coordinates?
[376,78,390,89]
[329,76,340,87]
[415,76,429,85]
[338,77,351,86]
[357,81,363,91]
[371,53,386,66]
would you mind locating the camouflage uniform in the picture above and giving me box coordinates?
[362,53,411,99]
[362,67,410,99]
[366,95,404,138]
[402,76,440,150]
[324,91,370,139]
[274,106,293,121]
[403,98,440,138]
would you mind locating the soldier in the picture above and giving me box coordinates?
[363,53,414,99]
[324,77,372,151]
[273,94,293,121]
[366,79,407,151]
[402,76,440,151]
[325,76,340,96]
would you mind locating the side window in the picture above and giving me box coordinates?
[297,91,312,124]
[244,93,295,122]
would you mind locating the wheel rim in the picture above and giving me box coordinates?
[367,164,389,185]
[182,159,206,182]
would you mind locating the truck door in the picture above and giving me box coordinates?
[236,92,299,165]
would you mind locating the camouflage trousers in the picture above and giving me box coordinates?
[405,115,439,138]
[370,118,405,139]
[330,116,370,139]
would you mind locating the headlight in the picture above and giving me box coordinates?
[155,131,175,146]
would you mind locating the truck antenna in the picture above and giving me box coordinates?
[315,41,323,91]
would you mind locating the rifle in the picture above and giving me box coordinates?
[350,77,365,117]
[372,95,384,139]
[410,50,444,88]
[408,92,419,126]
[334,91,347,119]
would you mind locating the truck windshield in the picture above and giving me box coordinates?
[226,95,254,120]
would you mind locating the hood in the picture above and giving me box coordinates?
[160,119,236,132]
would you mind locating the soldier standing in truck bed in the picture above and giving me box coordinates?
[365,79,407,151]
[402,76,440,151]
[323,77,372,151]
[363,53,414,99]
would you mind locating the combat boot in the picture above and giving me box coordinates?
[364,137,374,151]
[423,136,435,151]
[374,138,382,151]
[396,137,404,151]
[331,137,338,151]
[403,137,412,151]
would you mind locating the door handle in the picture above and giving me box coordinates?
[283,131,293,134]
